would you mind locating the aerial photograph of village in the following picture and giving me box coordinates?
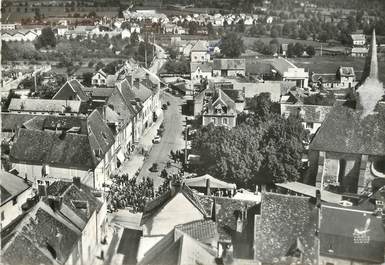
[1,0,385,264]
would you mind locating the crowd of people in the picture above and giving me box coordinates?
[107,175,155,213]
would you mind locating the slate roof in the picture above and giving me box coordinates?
[141,184,209,226]
[312,74,338,83]
[320,204,385,263]
[205,89,236,115]
[269,58,297,76]
[116,79,142,115]
[213,59,246,70]
[105,87,135,126]
[2,180,103,265]
[1,113,36,132]
[130,82,153,103]
[254,193,317,264]
[282,104,332,123]
[8,98,84,113]
[10,110,114,170]
[310,103,385,155]
[222,89,245,102]
[82,87,114,99]
[0,171,31,206]
[54,80,89,101]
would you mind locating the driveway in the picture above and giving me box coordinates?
[138,92,186,189]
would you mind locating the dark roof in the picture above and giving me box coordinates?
[1,113,36,132]
[282,104,332,123]
[254,193,317,264]
[175,219,218,243]
[116,79,142,115]
[8,99,83,113]
[222,89,245,103]
[1,171,31,206]
[42,116,88,133]
[320,204,385,263]
[105,87,135,127]
[213,59,246,71]
[197,196,257,242]
[312,74,338,83]
[82,87,114,99]
[310,103,385,155]
[190,62,213,73]
[2,180,104,265]
[10,110,114,170]
[141,184,209,226]
[55,80,89,101]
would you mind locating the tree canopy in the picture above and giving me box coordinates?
[192,93,308,187]
[219,32,245,58]
[35,27,56,49]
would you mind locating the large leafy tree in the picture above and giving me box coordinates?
[219,32,245,58]
[192,94,308,187]
[35,27,56,49]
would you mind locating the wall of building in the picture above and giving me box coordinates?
[191,51,210,63]
[81,211,98,265]
[142,193,204,236]
[202,115,236,127]
[0,187,32,227]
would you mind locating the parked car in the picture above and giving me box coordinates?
[153,135,161,143]
[162,104,168,110]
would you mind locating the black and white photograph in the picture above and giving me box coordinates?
[1,0,385,264]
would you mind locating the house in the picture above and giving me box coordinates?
[199,89,238,127]
[212,59,246,77]
[351,33,366,46]
[0,171,33,228]
[307,32,385,194]
[92,69,119,87]
[53,79,90,102]
[190,62,213,83]
[283,67,309,88]
[319,204,385,265]
[138,222,218,265]
[254,192,317,264]
[190,40,210,63]
[351,47,368,57]
[8,98,86,116]
[1,178,108,265]
[1,29,39,42]
[338,66,356,86]
[9,110,115,190]
[1,113,38,140]
[312,67,356,90]
[243,80,290,102]
[280,104,332,136]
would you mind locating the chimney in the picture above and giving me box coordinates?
[38,183,47,197]
[73,177,81,189]
[206,177,211,195]
[315,189,321,208]
[48,196,63,212]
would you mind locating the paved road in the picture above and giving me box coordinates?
[138,92,186,188]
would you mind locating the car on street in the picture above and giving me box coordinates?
[153,135,161,143]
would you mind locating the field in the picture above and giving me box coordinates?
[289,55,385,83]
[243,36,332,49]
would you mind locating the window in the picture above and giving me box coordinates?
[212,117,216,124]
[1,211,4,221]
[223,118,228,125]
[306,122,314,129]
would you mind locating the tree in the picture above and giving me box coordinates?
[293,42,304,57]
[130,31,139,46]
[103,60,122,75]
[303,93,336,106]
[219,32,244,58]
[188,21,199,35]
[95,61,105,71]
[192,94,308,186]
[35,27,57,49]
[237,19,245,33]
[207,22,215,36]
[1,90,20,111]
[82,72,93,87]
[305,45,316,57]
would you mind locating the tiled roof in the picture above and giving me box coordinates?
[190,62,213,73]
[320,204,385,263]
[130,82,153,103]
[0,171,31,206]
[184,174,236,190]
[281,104,332,123]
[2,180,104,265]
[175,219,218,243]
[105,87,135,126]
[1,113,36,132]
[82,87,114,98]
[222,88,245,102]
[8,98,83,113]
[10,110,114,169]
[213,59,246,70]
[311,73,338,83]
[254,193,317,264]
[55,80,89,101]
[116,79,142,114]
[310,103,385,155]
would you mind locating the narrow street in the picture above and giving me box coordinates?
[138,92,186,189]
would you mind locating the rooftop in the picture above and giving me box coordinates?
[8,98,84,113]
[213,59,246,70]
[1,171,31,206]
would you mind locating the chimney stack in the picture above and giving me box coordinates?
[38,182,48,197]
[73,177,81,189]
[206,177,211,195]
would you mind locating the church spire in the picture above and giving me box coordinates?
[369,29,378,79]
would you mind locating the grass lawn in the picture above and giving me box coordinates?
[289,55,385,83]
[243,36,331,49]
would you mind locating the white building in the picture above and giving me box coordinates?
[190,40,210,63]
[283,67,309,88]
